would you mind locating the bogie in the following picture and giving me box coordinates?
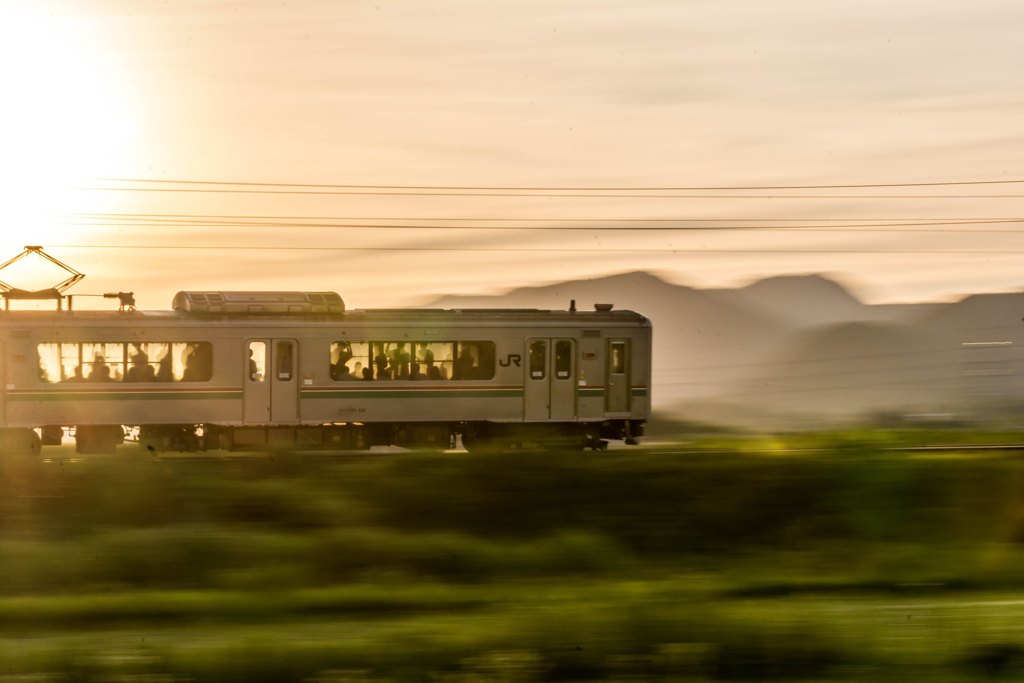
[74,425,124,455]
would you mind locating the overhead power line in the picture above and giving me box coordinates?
[46,244,1024,255]
[96,176,1024,191]
[77,213,1024,222]
[78,187,1024,199]
[68,217,1024,232]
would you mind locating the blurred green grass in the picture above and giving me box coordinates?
[4,435,1024,679]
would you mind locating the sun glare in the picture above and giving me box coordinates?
[0,4,138,259]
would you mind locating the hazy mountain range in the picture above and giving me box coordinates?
[430,271,1024,428]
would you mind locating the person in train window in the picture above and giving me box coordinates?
[335,363,358,381]
[454,345,476,380]
[65,365,85,382]
[126,352,156,382]
[156,351,174,382]
[476,343,495,379]
[391,342,410,380]
[419,346,439,380]
[373,345,390,380]
[182,348,198,381]
[331,342,353,380]
[249,348,259,381]
[89,355,113,382]
[182,344,212,382]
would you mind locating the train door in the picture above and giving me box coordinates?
[606,338,631,413]
[524,338,577,421]
[243,339,299,424]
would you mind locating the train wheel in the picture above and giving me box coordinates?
[460,424,512,455]
[462,437,511,455]
[537,429,588,452]
[139,425,201,454]
[0,429,41,458]
[138,428,162,455]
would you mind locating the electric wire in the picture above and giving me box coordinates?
[42,244,1024,255]
[95,176,1024,191]
[77,187,1024,199]
[66,217,1024,232]
[76,213,1024,222]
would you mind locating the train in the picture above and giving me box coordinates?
[0,290,651,455]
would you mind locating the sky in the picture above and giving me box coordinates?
[1,0,1023,310]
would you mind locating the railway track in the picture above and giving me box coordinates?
[32,441,1024,466]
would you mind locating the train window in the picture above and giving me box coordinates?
[36,344,62,383]
[36,342,213,383]
[414,342,452,380]
[529,340,546,380]
[372,341,412,380]
[276,341,294,381]
[555,340,572,380]
[331,340,494,381]
[82,343,124,382]
[125,343,157,382]
[248,341,267,382]
[330,341,368,380]
[181,343,213,381]
[610,341,627,374]
[453,341,495,380]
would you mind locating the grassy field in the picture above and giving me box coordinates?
[5,433,1024,680]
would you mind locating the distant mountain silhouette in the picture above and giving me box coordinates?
[710,274,871,328]
[725,321,952,420]
[917,292,1024,341]
[428,271,1024,427]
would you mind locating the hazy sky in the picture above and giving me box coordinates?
[2,0,1023,309]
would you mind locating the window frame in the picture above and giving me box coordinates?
[329,339,496,382]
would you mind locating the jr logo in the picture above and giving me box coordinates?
[499,353,522,368]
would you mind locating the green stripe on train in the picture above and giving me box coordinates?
[303,389,523,400]
[9,392,243,402]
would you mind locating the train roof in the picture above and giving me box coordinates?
[0,291,650,327]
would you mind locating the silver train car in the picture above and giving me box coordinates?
[0,291,651,455]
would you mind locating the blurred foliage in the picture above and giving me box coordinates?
[5,436,1024,679]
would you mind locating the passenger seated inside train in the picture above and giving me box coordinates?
[36,341,214,384]
[156,352,174,382]
[328,340,492,382]
[334,364,356,380]
[454,347,476,380]
[126,352,156,382]
[89,355,113,382]
[182,344,213,381]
